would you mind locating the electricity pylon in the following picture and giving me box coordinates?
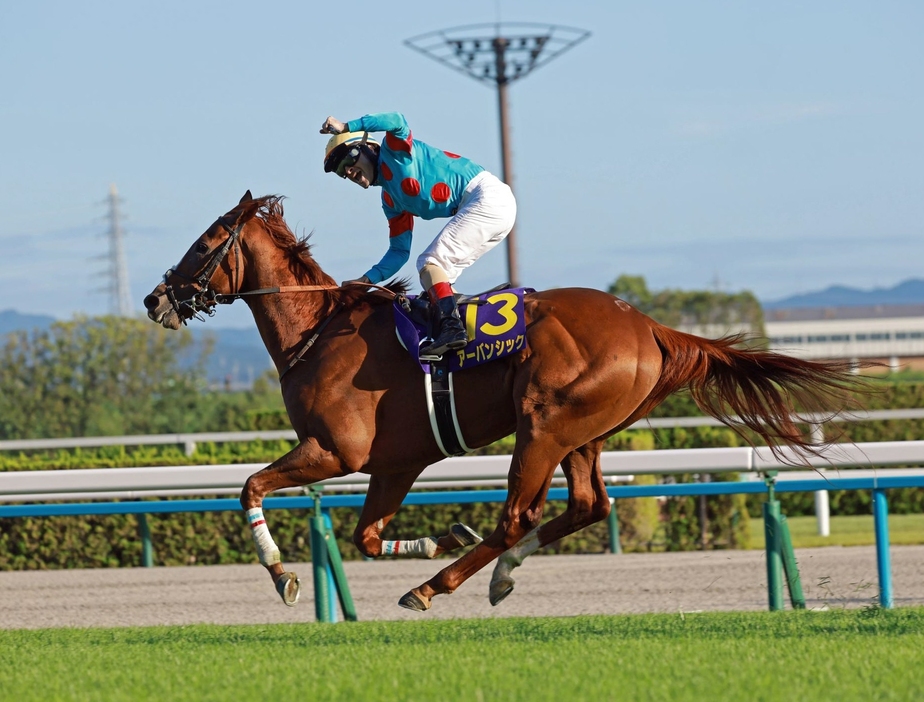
[103,183,133,316]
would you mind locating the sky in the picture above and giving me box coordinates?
[2,0,922,328]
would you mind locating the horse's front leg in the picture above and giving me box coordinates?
[240,438,345,606]
[353,472,483,559]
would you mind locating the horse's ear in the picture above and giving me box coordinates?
[239,190,253,204]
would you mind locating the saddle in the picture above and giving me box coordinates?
[393,283,532,372]
[392,283,534,457]
[398,283,512,336]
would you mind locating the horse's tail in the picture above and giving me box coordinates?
[641,323,870,463]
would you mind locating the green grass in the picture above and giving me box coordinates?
[2,610,923,701]
[748,513,924,549]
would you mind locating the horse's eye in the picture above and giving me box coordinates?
[195,241,209,255]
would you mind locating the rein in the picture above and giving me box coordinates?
[163,219,398,317]
[163,219,400,381]
[214,284,338,302]
[214,281,397,303]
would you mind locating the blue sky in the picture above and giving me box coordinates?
[2,1,922,327]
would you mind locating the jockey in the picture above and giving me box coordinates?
[320,112,517,358]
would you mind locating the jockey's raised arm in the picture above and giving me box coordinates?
[321,110,517,359]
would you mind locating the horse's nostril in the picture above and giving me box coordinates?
[143,294,161,311]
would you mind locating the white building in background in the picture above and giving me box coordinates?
[764,304,924,371]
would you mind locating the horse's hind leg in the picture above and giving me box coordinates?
[489,438,609,605]
[353,473,483,559]
[240,438,346,606]
[398,435,564,612]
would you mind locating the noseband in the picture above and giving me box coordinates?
[163,220,244,321]
[159,213,402,379]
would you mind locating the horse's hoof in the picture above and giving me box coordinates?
[450,523,483,547]
[275,572,300,607]
[489,577,515,606]
[398,590,431,612]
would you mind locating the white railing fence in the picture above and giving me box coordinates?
[3,440,924,503]
[3,409,924,456]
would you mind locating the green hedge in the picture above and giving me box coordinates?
[0,427,744,569]
[3,383,923,569]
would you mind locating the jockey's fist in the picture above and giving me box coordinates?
[341,275,371,288]
[320,117,346,135]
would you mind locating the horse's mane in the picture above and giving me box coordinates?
[230,194,409,304]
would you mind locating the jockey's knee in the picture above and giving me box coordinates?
[418,261,450,290]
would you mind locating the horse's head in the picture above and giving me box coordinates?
[144,190,255,329]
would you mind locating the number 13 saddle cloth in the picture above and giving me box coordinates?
[392,286,534,456]
[393,287,534,372]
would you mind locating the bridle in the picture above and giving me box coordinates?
[163,216,398,320]
[163,219,246,321]
[160,215,398,381]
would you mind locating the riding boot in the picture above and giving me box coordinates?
[419,295,468,358]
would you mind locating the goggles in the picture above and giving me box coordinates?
[334,131,370,178]
[335,145,362,178]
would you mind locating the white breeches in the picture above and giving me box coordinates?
[417,171,517,284]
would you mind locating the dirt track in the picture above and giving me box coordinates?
[2,545,922,630]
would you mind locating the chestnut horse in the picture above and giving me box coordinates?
[144,192,862,612]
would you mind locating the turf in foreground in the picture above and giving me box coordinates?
[1,608,922,702]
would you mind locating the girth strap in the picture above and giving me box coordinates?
[425,364,471,457]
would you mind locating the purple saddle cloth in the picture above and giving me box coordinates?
[393,288,533,372]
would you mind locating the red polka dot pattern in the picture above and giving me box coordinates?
[385,131,413,153]
[382,191,394,208]
[380,162,392,180]
[443,151,460,158]
[401,178,421,197]
[431,182,451,203]
[388,212,414,237]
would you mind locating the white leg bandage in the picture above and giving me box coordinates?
[246,508,281,566]
[381,537,439,559]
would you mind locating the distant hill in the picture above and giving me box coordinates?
[0,309,56,336]
[763,279,924,310]
[196,326,273,388]
[0,309,270,388]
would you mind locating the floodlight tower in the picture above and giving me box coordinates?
[405,23,590,287]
